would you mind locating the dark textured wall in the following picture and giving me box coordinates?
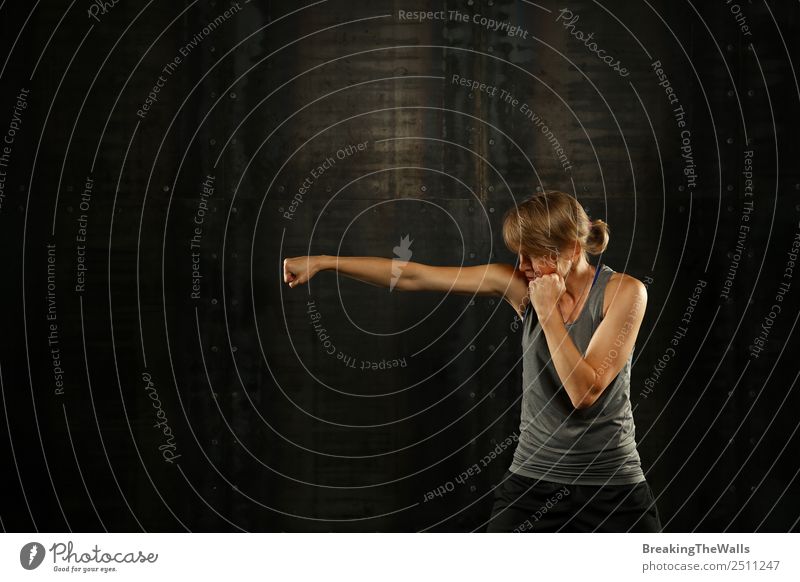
[0,0,798,532]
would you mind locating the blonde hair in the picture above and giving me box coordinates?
[502,190,609,261]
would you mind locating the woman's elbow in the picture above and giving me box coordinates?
[572,393,598,410]
[391,262,421,291]
[571,379,604,410]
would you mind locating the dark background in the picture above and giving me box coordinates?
[0,0,798,532]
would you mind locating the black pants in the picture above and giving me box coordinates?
[485,470,662,532]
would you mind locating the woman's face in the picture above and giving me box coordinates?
[518,250,562,281]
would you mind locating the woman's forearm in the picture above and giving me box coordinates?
[539,317,599,409]
[318,255,418,289]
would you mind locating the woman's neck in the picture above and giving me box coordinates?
[563,257,595,300]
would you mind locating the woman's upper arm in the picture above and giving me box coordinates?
[411,262,529,317]
[583,276,648,392]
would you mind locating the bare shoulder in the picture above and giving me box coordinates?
[602,272,647,318]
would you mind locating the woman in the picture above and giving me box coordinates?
[283,190,662,532]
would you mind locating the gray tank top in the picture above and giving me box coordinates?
[509,264,646,485]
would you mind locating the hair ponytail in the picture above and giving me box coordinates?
[585,218,610,255]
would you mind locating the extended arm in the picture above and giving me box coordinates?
[538,276,647,409]
[283,255,530,316]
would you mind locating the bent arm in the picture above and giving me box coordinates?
[540,276,647,410]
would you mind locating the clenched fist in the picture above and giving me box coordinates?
[529,273,566,323]
[283,256,321,288]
